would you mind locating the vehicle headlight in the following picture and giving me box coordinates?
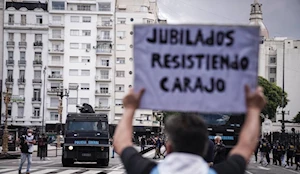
[68,146,73,150]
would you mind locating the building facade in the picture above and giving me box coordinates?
[250,0,300,122]
[1,0,48,129]
[0,0,4,124]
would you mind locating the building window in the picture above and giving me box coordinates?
[70,43,79,49]
[36,15,43,24]
[8,51,13,59]
[101,59,109,66]
[77,4,91,11]
[67,98,77,105]
[117,18,126,24]
[81,70,90,76]
[116,57,125,64]
[33,89,41,99]
[81,56,90,63]
[52,16,62,22]
[8,33,14,41]
[70,16,80,22]
[51,69,61,77]
[99,98,109,107]
[116,71,125,77]
[100,31,110,39]
[80,98,89,104]
[8,14,14,24]
[51,82,60,89]
[7,106,12,117]
[100,70,109,79]
[69,69,78,76]
[68,83,78,89]
[20,33,26,41]
[18,106,24,117]
[98,2,111,11]
[117,31,125,38]
[82,43,91,49]
[101,17,111,26]
[7,70,13,78]
[129,71,132,75]
[99,84,109,93]
[35,52,42,61]
[50,112,59,120]
[20,52,26,60]
[115,84,124,92]
[33,108,40,117]
[52,56,61,63]
[116,44,126,51]
[270,68,276,74]
[82,30,91,36]
[52,29,62,38]
[19,70,25,79]
[270,57,276,64]
[50,98,59,107]
[82,16,91,23]
[35,34,42,42]
[21,15,26,25]
[34,70,41,79]
[70,56,79,63]
[115,99,123,106]
[19,88,25,95]
[70,30,79,36]
[52,1,65,10]
[270,78,275,83]
[81,83,90,90]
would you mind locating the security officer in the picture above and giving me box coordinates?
[272,141,279,165]
[286,142,295,168]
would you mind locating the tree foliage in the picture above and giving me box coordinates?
[293,112,300,123]
[258,76,288,119]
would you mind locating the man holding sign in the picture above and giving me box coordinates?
[113,24,264,174]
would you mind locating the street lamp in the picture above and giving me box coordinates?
[56,86,69,148]
[41,67,46,134]
[1,88,11,154]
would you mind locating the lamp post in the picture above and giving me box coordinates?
[42,67,46,134]
[56,87,69,148]
[1,88,11,154]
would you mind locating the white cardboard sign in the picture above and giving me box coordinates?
[134,24,260,113]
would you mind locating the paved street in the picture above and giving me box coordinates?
[1,148,300,174]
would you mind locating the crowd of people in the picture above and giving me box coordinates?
[255,137,300,170]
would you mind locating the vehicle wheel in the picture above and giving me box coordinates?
[62,158,73,167]
[97,159,109,167]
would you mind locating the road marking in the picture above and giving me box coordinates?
[245,171,253,174]
[257,166,270,170]
[31,168,58,174]
[81,171,104,174]
[108,171,124,174]
[5,169,39,174]
[0,168,16,173]
[55,169,81,174]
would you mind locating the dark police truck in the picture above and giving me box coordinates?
[62,104,110,167]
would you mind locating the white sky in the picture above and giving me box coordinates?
[157,0,300,39]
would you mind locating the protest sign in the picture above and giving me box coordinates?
[133,24,260,113]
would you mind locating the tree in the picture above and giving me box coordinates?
[258,76,288,120]
[293,112,300,123]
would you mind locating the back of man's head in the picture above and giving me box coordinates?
[165,113,208,156]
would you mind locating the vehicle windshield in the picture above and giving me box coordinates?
[67,121,108,131]
[200,114,244,127]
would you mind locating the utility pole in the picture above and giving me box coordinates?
[2,87,11,154]
[56,87,69,148]
[42,66,46,134]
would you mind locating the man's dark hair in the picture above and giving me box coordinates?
[164,113,208,156]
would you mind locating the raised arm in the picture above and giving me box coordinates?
[113,89,145,155]
[229,86,266,161]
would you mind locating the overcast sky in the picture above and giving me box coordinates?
[157,0,300,39]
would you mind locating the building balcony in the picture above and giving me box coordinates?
[18,78,26,85]
[48,61,63,67]
[31,116,41,120]
[97,22,113,28]
[6,59,14,66]
[47,105,59,110]
[97,36,112,42]
[18,60,26,67]
[96,63,111,69]
[11,96,25,103]
[6,41,15,48]
[19,42,27,48]
[49,48,64,54]
[95,76,111,82]
[32,79,42,84]
[47,88,59,95]
[49,35,64,41]
[32,97,42,104]
[94,106,110,111]
[48,74,63,81]
[33,60,43,66]
[95,90,111,96]
[33,41,43,49]
[96,48,112,55]
[49,21,65,27]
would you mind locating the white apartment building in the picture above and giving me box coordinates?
[250,0,300,122]
[0,0,4,121]
[113,0,162,135]
[45,0,116,132]
[1,0,48,128]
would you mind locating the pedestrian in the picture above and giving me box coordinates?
[276,142,283,166]
[272,141,278,165]
[265,139,271,165]
[18,129,36,174]
[140,136,146,152]
[204,139,214,166]
[285,142,295,168]
[280,143,286,167]
[213,136,226,165]
[113,86,266,174]
[153,136,161,159]
[259,138,268,166]
[110,138,115,158]
[254,141,259,163]
[38,133,47,160]
[295,145,300,170]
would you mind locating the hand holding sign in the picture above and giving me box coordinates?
[134,24,260,113]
